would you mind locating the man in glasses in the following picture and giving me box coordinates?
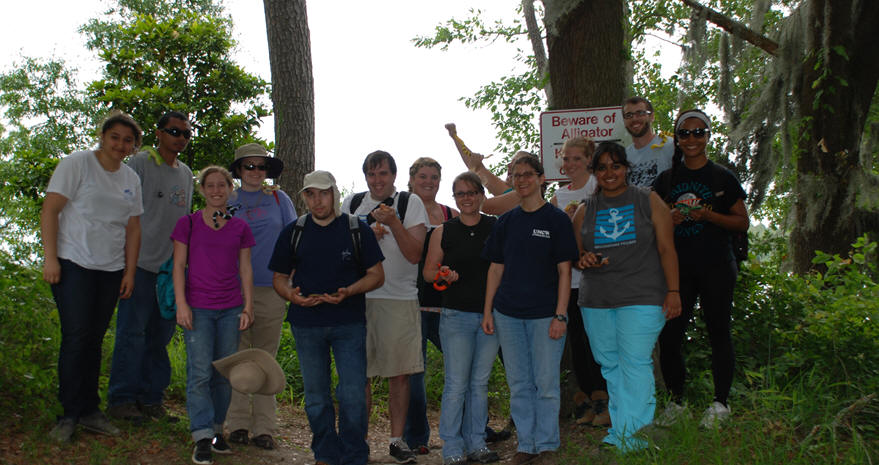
[342,150,429,464]
[107,111,194,423]
[622,96,674,188]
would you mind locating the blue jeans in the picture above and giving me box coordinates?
[582,305,665,452]
[404,310,441,448]
[292,323,369,465]
[184,306,241,441]
[108,267,178,407]
[51,259,122,420]
[493,311,565,454]
[438,309,499,459]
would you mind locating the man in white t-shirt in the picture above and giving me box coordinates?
[623,96,674,188]
[341,150,429,464]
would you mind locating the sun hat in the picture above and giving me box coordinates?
[212,348,286,395]
[300,170,342,216]
[230,143,284,179]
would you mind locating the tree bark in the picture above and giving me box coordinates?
[263,0,314,215]
[541,0,629,415]
[522,0,552,103]
[791,0,879,273]
[543,0,626,110]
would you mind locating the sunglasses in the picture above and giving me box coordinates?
[676,128,710,139]
[160,127,192,139]
[243,163,268,171]
[623,110,652,119]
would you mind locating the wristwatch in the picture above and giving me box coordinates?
[554,314,568,323]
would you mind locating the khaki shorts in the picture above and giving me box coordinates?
[365,298,423,378]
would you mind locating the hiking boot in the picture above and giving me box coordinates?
[700,401,730,429]
[141,403,179,423]
[442,455,467,465]
[78,410,120,436]
[590,391,611,427]
[654,401,686,428]
[252,434,275,450]
[107,402,144,423]
[192,438,213,465]
[211,434,232,454]
[467,446,499,463]
[535,450,557,464]
[573,391,595,425]
[389,439,417,463]
[509,452,539,465]
[49,418,76,443]
[228,429,249,445]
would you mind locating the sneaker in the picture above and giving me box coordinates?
[467,447,500,463]
[107,402,145,423]
[700,401,730,429]
[252,434,275,450]
[49,418,76,443]
[654,401,686,427]
[389,440,417,464]
[442,455,467,465]
[192,438,213,465]
[78,410,121,436]
[509,452,539,465]
[228,429,249,445]
[412,444,430,455]
[211,434,232,454]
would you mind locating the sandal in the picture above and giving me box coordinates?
[252,434,275,450]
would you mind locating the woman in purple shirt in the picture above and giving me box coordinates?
[172,165,255,465]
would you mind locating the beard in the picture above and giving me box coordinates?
[626,120,651,138]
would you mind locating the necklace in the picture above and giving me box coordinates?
[211,210,232,229]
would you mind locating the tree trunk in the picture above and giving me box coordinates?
[791,0,879,273]
[543,0,626,110]
[541,0,629,415]
[263,0,314,215]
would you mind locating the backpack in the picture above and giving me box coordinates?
[290,213,364,272]
[348,191,410,225]
[156,214,192,320]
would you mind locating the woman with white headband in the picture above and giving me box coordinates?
[652,109,749,429]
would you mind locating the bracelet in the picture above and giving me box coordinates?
[667,290,680,293]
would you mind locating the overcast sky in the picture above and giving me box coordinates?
[2,0,536,206]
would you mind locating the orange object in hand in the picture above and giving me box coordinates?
[433,266,451,291]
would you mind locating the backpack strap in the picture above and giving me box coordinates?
[349,192,367,214]
[345,213,364,273]
[289,215,309,264]
[396,191,409,223]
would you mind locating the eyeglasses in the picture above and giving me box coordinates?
[512,171,538,180]
[676,128,710,139]
[243,163,268,171]
[160,127,192,139]
[623,110,652,119]
[453,190,480,199]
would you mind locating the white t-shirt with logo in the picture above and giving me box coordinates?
[47,150,144,271]
[342,190,429,300]
[626,134,674,187]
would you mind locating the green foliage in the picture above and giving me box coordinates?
[80,0,271,169]
[0,58,98,261]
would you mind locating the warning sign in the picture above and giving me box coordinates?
[540,107,628,182]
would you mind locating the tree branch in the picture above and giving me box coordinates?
[522,0,552,102]
[681,0,778,56]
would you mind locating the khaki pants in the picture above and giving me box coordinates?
[225,286,287,436]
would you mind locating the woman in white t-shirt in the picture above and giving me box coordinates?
[41,111,144,443]
[549,136,609,426]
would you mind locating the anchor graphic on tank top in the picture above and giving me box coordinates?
[594,204,636,248]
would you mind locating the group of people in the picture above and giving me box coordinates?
[41,95,748,465]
